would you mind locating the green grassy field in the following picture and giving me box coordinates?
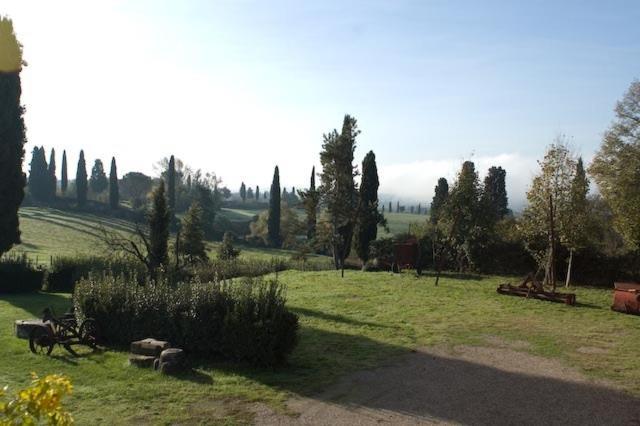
[379,212,426,237]
[1,270,638,424]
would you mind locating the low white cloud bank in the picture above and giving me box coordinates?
[378,153,538,211]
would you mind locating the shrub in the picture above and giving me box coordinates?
[73,275,299,366]
[0,254,44,293]
[45,255,145,292]
[217,232,240,260]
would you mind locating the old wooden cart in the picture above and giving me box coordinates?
[28,307,99,356]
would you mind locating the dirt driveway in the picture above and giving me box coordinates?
[253,341,640,425]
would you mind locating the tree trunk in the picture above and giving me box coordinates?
[565,248,574,288]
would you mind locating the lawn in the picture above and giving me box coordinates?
[1,270,638,424]
[379,212,426,237]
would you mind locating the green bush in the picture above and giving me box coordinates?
[73,275,299,366]
[0,254,44,293]
[46,255,145,292]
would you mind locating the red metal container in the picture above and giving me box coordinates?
[611,282,640,315]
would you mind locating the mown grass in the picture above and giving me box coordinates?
[378,212,426,237]
[1,270,638,424]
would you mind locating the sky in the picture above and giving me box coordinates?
[4,0,640,209]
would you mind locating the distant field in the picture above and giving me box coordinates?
[379,212,427,237]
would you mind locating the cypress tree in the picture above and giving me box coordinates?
[247,187,254,199]
[299,166,319,240]
[167,155,176,212]
[268,166,281,247]
[89,159,108,194]
[430,178,449,224]
[240,182,246,202]
[28,147,48,201]
[149,180,170,271]
[48,148,56,199]
[282,187,288,200]
[396,201,400,213]
[60,150,68,195]
[255,185,260,201]
[76,150,88,207]
[181,200,206,263]
[0,17,26,255]
[417,203,421,214]
[389,201,392,213]
[263,191,267,200]
[354,151,383,267]
[481,166,509,224]
[109,157,119,209]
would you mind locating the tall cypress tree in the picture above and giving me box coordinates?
[319,114,359,271]
[28,147,48,201]
[430,177,449,224]
[240,182,246,202]
[268,166,281,247]
[255,185,260,201]
[76,150,88,207]
[48,148,56,199]
[109,157,119,209]
[149,180,170,271]
[298,166,319,240]
[481,166,509,224]
[0,17,26,255]
[389,201,392,213]
[167,155,176,212]
[89,159,108,194]
[354,151,383,267]
[60,150,68,195]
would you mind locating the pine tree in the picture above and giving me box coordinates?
[76,150,88,207]
[268,166,281,247]
[89,159,108,195]
[181,200,207,263]
[298,166,319,240]
[48,148,56,199]
[481,166,509,224]
[430,178,449,224]
[354,151,384,267]
[319,114,359,272]
[247,187,254,199]
[60,150,68,195]
[109,157,119,209]
[167,155,176,212]
[255,185,260,201]
[0,17,26,255]
[149,181,170,270]
[218,231,240,260]
[240,182,246,202]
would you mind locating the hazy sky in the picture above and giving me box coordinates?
[4,0,640,208]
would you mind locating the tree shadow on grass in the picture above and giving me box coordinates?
[416,270,488,281]
[290,307,397,330]
[2,292,71,318]
[210,326,640,425]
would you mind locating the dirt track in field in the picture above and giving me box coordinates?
[252,340,640,425]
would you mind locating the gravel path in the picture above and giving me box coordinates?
[253,343,640,425]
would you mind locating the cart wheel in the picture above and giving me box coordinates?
[79,319,100,348]
[29,328,54,355]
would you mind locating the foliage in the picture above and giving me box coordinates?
[120,172,152,208]
[148,181,170,270]
[218,232,241,260]
[319,115,359,270]
[0,18,26,256]
[0,373,73,425]
[0,254,44,293]
[430,178,449,224]
[48,148,57,199]
[74,275,299,366]
[298,167,320,241]
[180,201,207,264]
[195,183,221,239]
[75,150,87,207]
[89,159,108,194]
[28,147,49,202]
[354,151,385,265]
[108,157,119,209]
[240,182,246,202]
[590,80,640,249]
[268,166,281,247]
[255,185,260,201]
[249,203,304,249]
[480,166,509,224]
[167,155,176,212]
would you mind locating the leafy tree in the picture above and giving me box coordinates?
[89,159,108,194]
[354,151,385,267]
[430,177,449,224]
[217,231,240,260]
[109,157,119,209]
[563,157,590,287]
[0,17,26,255]
[28,147,48,201]
[247,187,254,199]
[250,201,303,248]
[240,182,247,202]
[220,186,231,199]
[255,185,260,201]
[268,166,281,247]
[148,181,170,270]
[298,166,319,240]
[167,155,176,212]
[60,150,68,194]
[48,148,56,198]
[519,140,576,291]
[590,80,640,248]
[195,182,221,239]
[181,201,207,263]
[76,150,88,207]
[319,114,359,272]
[481,166,509,224]
[120,171,152,207]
